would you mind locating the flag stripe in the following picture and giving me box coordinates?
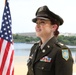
[12,68,14,75]
[6,50,14,75]
[10,52,14,75]
[0,38,4,52]
[9,44,14,75]
[2,44,13,75]
[1,42,10,74]
[0,39,7,66]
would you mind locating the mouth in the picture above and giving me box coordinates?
[36,28,41,32]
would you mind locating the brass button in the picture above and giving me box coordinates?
[41,67,44,69]
[42,49,45,53]
[47,45,50,48]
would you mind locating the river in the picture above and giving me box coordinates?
[14,43,76,63]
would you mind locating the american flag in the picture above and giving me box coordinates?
[0,0,14,75]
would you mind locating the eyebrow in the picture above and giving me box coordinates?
[37,19,50,22]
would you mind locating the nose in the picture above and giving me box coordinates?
[36,23,41,27]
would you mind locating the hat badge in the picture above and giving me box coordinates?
[38,7,44,12]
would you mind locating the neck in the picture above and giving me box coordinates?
[41,34,54,44]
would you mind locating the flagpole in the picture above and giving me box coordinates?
[5,0,7,5]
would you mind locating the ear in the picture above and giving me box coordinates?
[52,24,58,31]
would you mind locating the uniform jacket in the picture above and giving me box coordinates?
[27,37,73,75]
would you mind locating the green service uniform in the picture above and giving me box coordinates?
[27,37,73,75]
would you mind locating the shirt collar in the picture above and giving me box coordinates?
[39,36,54,49]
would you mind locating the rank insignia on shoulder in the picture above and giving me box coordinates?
[58,42,64,46]
[62,49,69,61]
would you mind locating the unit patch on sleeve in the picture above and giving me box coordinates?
[62,49,69,61]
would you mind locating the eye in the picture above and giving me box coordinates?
[36,21,46,25]
[40,21,45,24]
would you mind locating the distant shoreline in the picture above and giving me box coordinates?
[14,42,76,49]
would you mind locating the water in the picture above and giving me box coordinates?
[14,43,33,56]
[14,43,76,63]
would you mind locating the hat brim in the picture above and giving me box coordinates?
[32,17,50,23]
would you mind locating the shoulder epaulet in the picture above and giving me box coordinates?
[56,42,71,61]
[56,42,68,49]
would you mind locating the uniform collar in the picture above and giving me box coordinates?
[39,36,57,49]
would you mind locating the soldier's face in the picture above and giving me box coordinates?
[35,19,57,38]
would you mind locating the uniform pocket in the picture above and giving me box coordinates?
[36,61,51,71]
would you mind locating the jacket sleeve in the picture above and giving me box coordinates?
[55,49,73,75]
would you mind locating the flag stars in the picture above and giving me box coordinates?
[0,30,2,33]
[4,13,6,15]
[0,1,13,43]
[6,37,8,39]
[3,24,5,26]
[4,28,6,31]
[5,32,7,35]
[7,11,9,14]
[8,15,10,18]
[9,35,12,37]
[8,30,11,33]
[5,17,7,20]
[10,39,12,42]
[1,35,3,37]
[6,6,8,9]
[6,21,8,24]
[7,26,10,29]
[9,20,11,23]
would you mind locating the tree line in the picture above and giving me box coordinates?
[13,34,76,45]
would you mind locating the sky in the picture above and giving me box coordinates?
[0,0,76,33]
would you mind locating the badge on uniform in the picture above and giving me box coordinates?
[62,49,69,61]
[40,56,52,62]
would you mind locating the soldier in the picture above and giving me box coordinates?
[27,5,73,75]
